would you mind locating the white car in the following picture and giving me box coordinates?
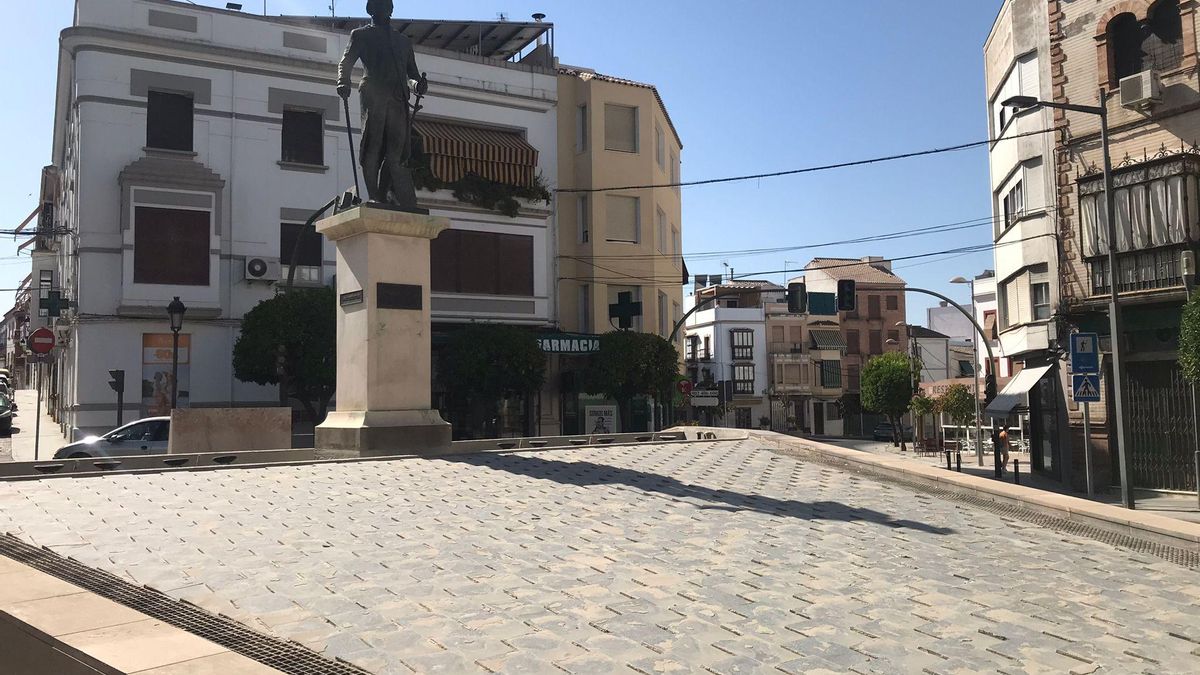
[53,417,171,459]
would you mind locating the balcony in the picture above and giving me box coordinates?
[1077,150,1199,297]
[768,342,805,355]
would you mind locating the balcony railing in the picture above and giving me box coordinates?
[768,341,804,354]
[1089,246,1185,296]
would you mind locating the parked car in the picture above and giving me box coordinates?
[53,417,171,459]
[871,420,913,442]
[0,391,12,436]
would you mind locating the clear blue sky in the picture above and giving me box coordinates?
[1,0,1004,324]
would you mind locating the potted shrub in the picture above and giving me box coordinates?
[759,415,771,430]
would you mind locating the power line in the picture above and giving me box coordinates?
[558,233,1057,289]
[555,127,1057,194]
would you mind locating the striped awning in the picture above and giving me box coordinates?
[810,329,846,350]
[414,120,538,188]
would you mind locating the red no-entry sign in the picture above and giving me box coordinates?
[28,327,56,355]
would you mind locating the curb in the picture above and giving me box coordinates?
[756,431,1200,554]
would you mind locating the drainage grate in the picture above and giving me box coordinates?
[778,445,1200,570]
[0,534,370,675]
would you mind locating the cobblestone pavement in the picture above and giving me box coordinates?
[1,439,1199,673]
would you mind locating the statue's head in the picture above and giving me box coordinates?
[366,0,393,22]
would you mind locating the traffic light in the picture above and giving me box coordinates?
[787,282,807,314]
[108,369,125,394]
[836,279,857,312]
[984,373,998,404]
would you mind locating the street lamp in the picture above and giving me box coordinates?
[950,275,984,466]
[1002,91,1134,509]
[166,296,186,410]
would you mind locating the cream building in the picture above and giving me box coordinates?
[553,66,685,434]
[1036,0,1200,492]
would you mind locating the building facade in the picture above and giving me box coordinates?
[804,257,907,436]
[984,0,1071,484]
[553,66,685,434]
[46,0,559,439]
[1047,0,1200,492]
[764,297,845,437]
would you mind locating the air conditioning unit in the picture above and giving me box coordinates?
[1119,70,1161,111]
[244,257,281,283]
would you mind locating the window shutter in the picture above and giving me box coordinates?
[1017,52,1038,97]
[1016,273,1032,325]
[605,195,639,242]
[604,104,638,152]
[1080,194,1097,256]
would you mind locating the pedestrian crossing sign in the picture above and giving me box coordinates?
[1072,374,1101,403]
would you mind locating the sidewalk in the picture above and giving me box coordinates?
[793,433,1200,525]
[8,389,72,462]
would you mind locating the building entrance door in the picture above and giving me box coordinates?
[1124,360,1196,491]
[813,404,825,435]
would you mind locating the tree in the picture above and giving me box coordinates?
[582,331,679,432]
[1180,292,1200,383]
[938,383,976,447]
[439,324,546,437]
[860,351,916,451]
[910,390,937,449]
[233,287,336,423]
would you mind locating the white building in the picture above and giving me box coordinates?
[45,0,558,438]
[682,281,775,429]
[926,302,972,343]
[984,0,1069,475]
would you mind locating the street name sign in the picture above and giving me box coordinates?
[1072,374,1101,403]
[1069,332,1099,374]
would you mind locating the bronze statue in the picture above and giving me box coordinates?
[337,0,428,210]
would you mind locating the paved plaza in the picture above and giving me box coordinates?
[1,438,1199,673]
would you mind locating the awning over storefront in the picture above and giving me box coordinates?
[414,120,539,187]
[984,364,1052,417]
[810,329,846,350]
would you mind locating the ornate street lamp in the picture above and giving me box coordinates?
[167,296,186,409]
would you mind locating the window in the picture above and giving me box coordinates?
[658,291,669,337]
[430,230,534,296]
[887,329,900,344]
[1110,1,1182,81]
[38,270,53,318]
[579,284,591,333]
[1031,264,1051,321]
[686,335,699,360]
[146,90,194,152]
[867,295,881,319]
[1002,180,1024,229]
[656,207,667,253]
[991,51,1038,136]
[847,364,860,391]
[731,329,754,360]
[1079,172,1193,257]
[820,361,841,388]
[577,195,589,243]
[735,407,753,428]
[671,151,680,193]
[826,402,842,421]
[846,329,860,355]
[771,325,785,345]
[703,335,710,359]
[655,124,665,168]
[281,109,324,165]
[784,364,801,383]
[606,195,639,243]
[671,226,679,257]
[789,325,803,344]
[133,206,209,285]
[868,330,882,354]
[280,222,324,285]
[575,104,588,152]
[604,104,638,153]
[885,294,898,311]
[608,285,642,332]
[733,364,755,395]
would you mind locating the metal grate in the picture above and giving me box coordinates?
[781,446,1200,570]
[0,534,370,675]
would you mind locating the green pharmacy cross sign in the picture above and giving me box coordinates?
[537,333,601,354]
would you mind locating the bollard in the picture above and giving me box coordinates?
[945,451,952,471]
[956,452,962,473]
[1013,458,1020,485]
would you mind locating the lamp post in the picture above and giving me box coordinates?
[1002,92,1133,509]
[166,296,186,410]
[950,275,984,465]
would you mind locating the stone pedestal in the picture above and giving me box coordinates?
[314,205,452,456]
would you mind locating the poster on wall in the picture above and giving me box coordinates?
[585,405,618,434]
[142,333,190,416]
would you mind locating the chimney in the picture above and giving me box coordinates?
[532,13,546,45]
